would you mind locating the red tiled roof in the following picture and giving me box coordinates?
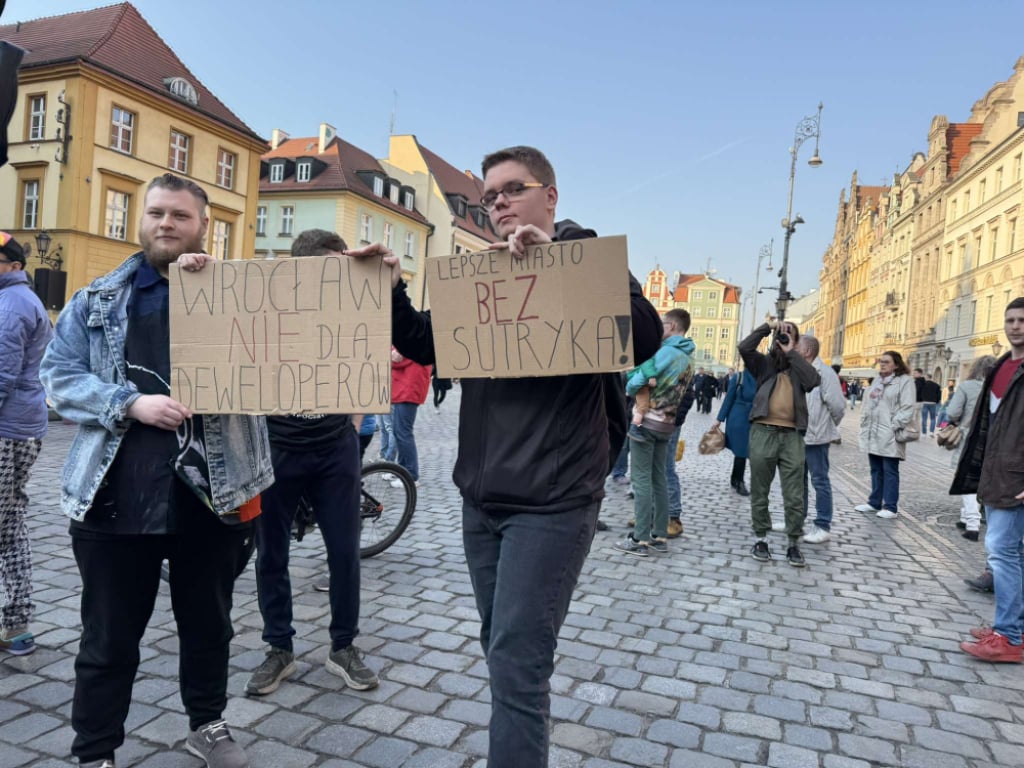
[416,141,496,240]
[947,123,984,176]
[856,185,887,210]
[0,3,261,140]
[672,273,740,303]
[260,137,429,225]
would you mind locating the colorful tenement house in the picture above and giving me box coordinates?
[0,3,267,310]
[257,126,432,307]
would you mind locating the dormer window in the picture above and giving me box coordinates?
[448,194,467,218]
[373,176,384,196]
[296,161,311,183]
[270,163,285,183]
[164,77,199,106]
[403,190,415,211]
[388,180,400,204]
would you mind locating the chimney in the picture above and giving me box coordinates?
[319,122,337,154]
[464,170,475,179]
[270,128,289,150]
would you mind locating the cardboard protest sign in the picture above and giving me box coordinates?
[426,235,633,378]
[169,255,391,414]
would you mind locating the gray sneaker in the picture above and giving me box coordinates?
[326,645,379,690]
[185,719,248,768]
[245,647,295,696]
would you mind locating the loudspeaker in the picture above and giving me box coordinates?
[34,268,67,311]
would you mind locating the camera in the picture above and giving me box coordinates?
[776,332,790,346]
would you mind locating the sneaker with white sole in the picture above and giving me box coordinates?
[876,509,897,519]
[185,719,248,768]
[80,761,116,768]
[802,526,831,544]
[326,645,379,690]
[245,647,296,696]
[0,625,35,656]
[854,504,879,513]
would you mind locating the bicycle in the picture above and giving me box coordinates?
[293,460,417,558]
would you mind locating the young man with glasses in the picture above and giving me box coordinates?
[347,146,662,768]
[0,233,53,656]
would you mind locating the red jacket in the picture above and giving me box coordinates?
[392,356,431,404]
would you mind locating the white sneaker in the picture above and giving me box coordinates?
[803,526,831,544]
[771,521,786,532]
[854,504,879,513]
[380,473,395,481]
[390,478,403,488]
[876,509,897,519]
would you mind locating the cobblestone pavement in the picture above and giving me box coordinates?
[2,389,1020,768]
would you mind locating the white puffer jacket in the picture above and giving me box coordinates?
[858,374,916,459]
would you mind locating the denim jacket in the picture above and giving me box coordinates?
[39,253,274,521]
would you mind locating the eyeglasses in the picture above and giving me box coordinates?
[480,182,548,212]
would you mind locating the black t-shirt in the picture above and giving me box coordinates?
[74,260,213,535]
[267,414,352,451]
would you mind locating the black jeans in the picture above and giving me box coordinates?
[463,499,599,768]
[731,455,747,485]
[256,432,361,652]
[70,493,253,763]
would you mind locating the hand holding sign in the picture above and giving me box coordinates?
[345,242,400,289]
[489,224,552,259]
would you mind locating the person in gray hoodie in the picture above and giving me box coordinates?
[797,336,846,544]
[0,232,53,656]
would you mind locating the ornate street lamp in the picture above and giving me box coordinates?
[35,230,63,270]
[777,103,824,323]
[749,239,774,336]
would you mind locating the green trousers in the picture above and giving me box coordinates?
[748,423,806,542]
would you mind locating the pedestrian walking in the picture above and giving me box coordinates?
[0,232,52,656]
[346,144,662,767]
[946,355,997,541]
[953,297,1024,664]
[712,367,756,496]
[856,351,916,520]
[40,174,273,768]
[390,348,431,485]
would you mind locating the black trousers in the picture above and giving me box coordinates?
[70,492,254,763]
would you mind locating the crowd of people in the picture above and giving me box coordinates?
[0,143,1021,768]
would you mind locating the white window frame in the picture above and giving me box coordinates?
[280,206,294,236]
[707,307,717,318]
[22,180,40,229]
[29,95,46,141]
[404,232,415,258]
[296,161,311,183]
[383,222,393,249]
[216,149,236,189]
[270,163,284,183]
[720,327,730,339]
[212,220,231,259]
[389,183,400,204]
[110,107,134,154]
[708,291,717,300]
[360,214,372,243]
[705,327,714,338]
[105,190,130,240]
[693,307,702,318]
[722,306,732,318]
[255,206,267,236]
[373,176,384,196]
[693,290,703,300]
[168,130,189,173]
[403,190,414,211]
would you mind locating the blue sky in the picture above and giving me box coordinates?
[5,0,1024,326]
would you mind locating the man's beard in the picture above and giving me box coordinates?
[141,232,204,271]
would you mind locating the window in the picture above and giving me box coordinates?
[296,161,311,183]
[389,183,400,204]
[454,245,462,254]
[105,190,130,240]
[280,206,294,236]
[168,130,190,173]
[270,163,284,183]
[360,214,372,243]
[693,290,703,300]
[991,228,999,262]
[1016,154,1022,182]
[979,179,986,203]
[404,232,415,258]
[373,176,384,196]
[705,327,714,338]
[722,307,732,318]
[110,106,135,154]
[702,346,712,361]
[708,291,717,300]
[384,222,393,249]
[28,95,45,141]
[211,220,231,259]
[996,167,1003,192]
[403,190,415,211]
[964,190,971,211]
[720,348,729,361]
[706,307,717,318]
[950,199,958,221]
[256,206,267,236]
[21,180,40,229]
[216,149,236,189]
[720,327,730,339]
[1010,219,1017,255]
[692,307,702,318]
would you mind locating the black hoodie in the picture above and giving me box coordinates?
[391,221,662,513]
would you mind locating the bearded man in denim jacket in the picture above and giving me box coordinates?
[40,174,273,768]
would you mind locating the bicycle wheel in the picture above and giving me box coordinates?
[359,461,417,558]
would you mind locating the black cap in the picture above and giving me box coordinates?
[0,232,25,265]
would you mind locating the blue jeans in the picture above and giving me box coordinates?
[804,443,834,531]
[611,438,629,480]
[379,414,395,461]
[867,454,900,513]
[256,433,362,652]
[629,425,671,540]
[390,402,420,481]
[664,425,682,520]
[921,403,938,434]
[985,505,1024,645]
[462,499,599,768]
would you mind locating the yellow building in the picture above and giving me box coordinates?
[257,126,432,307]
[0,3,266,310]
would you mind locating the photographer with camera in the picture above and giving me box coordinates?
[738,320,820,567]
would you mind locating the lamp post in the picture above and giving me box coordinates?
[749,239,773,336]
[992,340,1004,357]
[34,230,63,270]
[777,103,823,324]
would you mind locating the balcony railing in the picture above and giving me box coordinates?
[884,291,904,311]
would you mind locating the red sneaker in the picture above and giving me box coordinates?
[960,632,1023,663]
[969,626,994,640]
